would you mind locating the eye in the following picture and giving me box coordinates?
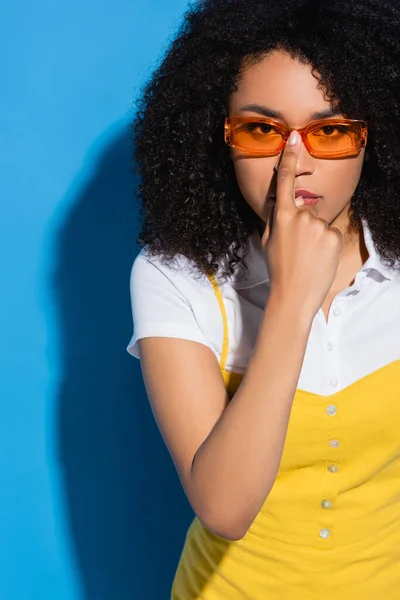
[317,124,348,136]
[322,125,337,135]
[245,122,274,134]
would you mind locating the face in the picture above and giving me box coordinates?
[228,50,366,235]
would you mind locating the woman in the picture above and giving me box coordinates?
[127,0,400,597]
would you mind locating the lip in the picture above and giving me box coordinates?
[269,190,321,199]
[295,189,321,199]
[268,189,322,203]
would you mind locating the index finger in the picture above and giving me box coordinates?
[274,130,302,215]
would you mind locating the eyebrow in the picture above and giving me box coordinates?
[239,103,342,121]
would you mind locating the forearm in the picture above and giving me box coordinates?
[190,292,313,540]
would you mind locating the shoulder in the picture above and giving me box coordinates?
[127,247,224,359]
[130,246,222,300]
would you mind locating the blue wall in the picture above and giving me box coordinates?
[1,1,195,598]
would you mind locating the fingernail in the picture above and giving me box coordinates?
[295,196,304,206]
[288,130,300,145]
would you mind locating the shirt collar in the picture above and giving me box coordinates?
[360,217,396,281]
[229,217,395,291]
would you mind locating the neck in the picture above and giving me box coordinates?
[330,211,369,288]
[330,204,364,258]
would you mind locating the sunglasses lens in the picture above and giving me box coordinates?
[306,122,358,155]
[230,119,361,156]
[232,121,284,153]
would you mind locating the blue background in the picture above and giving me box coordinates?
[1,1,195,598]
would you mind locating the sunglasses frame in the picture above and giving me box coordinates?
[224,116,368,159]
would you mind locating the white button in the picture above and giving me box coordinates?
[333,308,341,317]
[326,405,337,415]
[329,439,340,448]
[326,342,333,351]
[330,378,338,387]
[321,500,333,509]
[320,528,331,538]
[328,464,338,472]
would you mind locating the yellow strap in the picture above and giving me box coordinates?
[207,273,229,372]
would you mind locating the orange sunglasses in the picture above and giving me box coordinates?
[224,116,368,159]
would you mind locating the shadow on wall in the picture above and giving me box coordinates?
[52,122,194,600]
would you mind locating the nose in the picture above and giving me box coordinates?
[274,133,315,175]
[295,135,315,174]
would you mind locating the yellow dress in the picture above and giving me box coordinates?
[171,273,400,599]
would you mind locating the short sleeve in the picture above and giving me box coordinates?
[126,252,209,360]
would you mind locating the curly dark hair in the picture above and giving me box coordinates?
[129,0,400,283]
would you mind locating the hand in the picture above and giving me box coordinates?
[261,131,343,319]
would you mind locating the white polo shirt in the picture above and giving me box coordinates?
[127,218,400,396]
